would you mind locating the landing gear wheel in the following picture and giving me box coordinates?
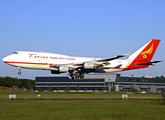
[75,74,79,79]
[18,67,21,75]
[74,71,81,79]
[18,71,21,75]
[81,74,84,79]
[69,73,75,79]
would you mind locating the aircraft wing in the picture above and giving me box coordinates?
[50,51,131,69]
[95,51,131,62]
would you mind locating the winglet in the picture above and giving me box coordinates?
[122,51,131,57]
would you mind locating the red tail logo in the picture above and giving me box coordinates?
[141,44,153,59]
[125,39,160,70]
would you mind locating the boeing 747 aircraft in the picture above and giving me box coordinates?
[2,39,161,79]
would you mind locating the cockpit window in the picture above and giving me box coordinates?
[13,52,18,54]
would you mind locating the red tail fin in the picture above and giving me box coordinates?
[125,39,160,70]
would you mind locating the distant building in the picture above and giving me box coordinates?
[35,74,165,92]
[117,76,165,91]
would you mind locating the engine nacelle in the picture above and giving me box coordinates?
[59,66,69,72]
[51,66,70,74]
[84,63,96,69]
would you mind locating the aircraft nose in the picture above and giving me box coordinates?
[2,54,16,63]
[2,56,10,63]
[2,57,7,62]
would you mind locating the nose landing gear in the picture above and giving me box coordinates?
[18,67,21,75]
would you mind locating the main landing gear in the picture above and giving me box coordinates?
[69,70,84,79]
[18,67,21,75]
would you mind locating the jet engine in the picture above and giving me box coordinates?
[51,66,70,74]
[84,63,97,69]
[58,66,69,72]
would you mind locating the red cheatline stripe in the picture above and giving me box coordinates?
[4,61,53,65]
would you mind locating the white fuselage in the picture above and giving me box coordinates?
[2,51,130,73]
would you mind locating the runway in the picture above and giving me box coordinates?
[1,98,159,100]
[0,92,161,94]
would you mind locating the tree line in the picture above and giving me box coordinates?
[0,76,35,90]
[155,75,165,78]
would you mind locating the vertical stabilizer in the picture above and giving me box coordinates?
[125,39,160,70]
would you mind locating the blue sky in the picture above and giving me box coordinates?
[0,0,165,79]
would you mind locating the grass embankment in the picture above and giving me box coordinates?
[0,100,165,120]
[0,93,162,99]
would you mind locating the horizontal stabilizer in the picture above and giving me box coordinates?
[134,60,162,65]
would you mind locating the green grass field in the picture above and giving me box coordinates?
[0,100,165,120]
